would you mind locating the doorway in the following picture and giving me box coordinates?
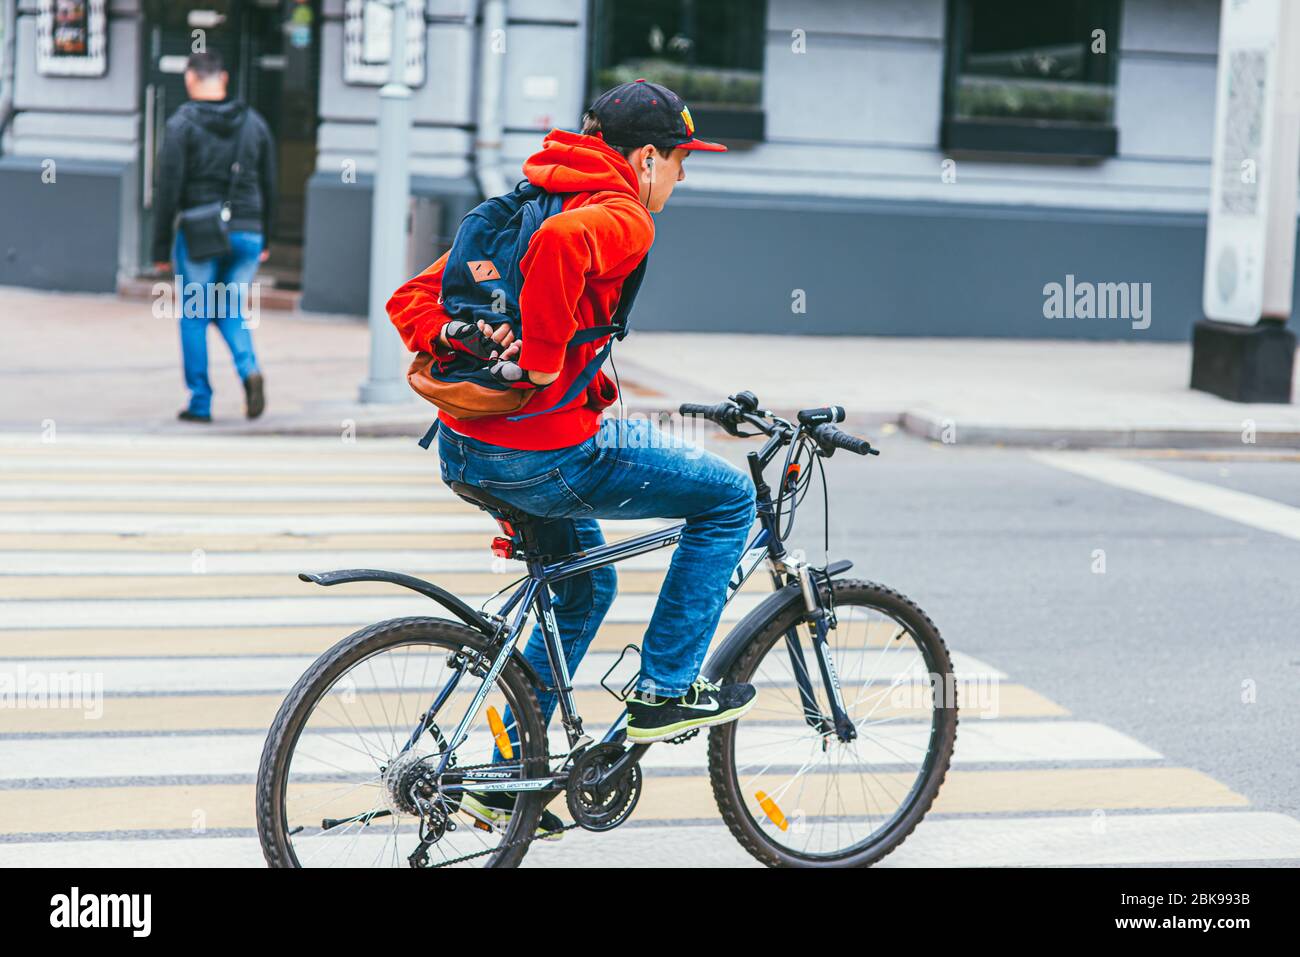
[139,0,320,289]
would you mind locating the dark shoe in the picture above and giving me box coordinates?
[460,790,565,841]
[625,677,757,743]
[243,372,265,419]
[177,410,212,423]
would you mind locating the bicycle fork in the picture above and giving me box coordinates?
[781,561,857,744]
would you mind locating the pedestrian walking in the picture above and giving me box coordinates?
[152,49,275,422]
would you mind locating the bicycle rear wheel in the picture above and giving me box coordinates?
[708,579,957,867]
[256,617,547,868]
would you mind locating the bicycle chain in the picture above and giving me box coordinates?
[420,729,700,868]
[421,749,576,869]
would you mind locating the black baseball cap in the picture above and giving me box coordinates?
[588,79,727,153]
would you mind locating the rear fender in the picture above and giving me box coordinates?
[298,569,552,692]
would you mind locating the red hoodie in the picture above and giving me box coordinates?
[387,129,655,450]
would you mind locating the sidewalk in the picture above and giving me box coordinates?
[2,285,1298,448]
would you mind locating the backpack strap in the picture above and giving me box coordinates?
[417,419,440,450]
[506,254,648,422]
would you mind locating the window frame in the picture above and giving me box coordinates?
[941,0,1122,159]
[585,0,768,145]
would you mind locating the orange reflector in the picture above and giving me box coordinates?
[755,790,788,831]
[487,706,514,759]
[471,818,492,832]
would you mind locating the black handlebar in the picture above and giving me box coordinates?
[678,396,877,457]
[811,424,878,456]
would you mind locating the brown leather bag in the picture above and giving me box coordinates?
[406,352,539,421]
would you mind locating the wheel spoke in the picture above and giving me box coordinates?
[718,587,955,864]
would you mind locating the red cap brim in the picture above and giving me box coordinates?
[678,138,727,152]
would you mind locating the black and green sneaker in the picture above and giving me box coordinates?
[459,791,566,841]
[625,676,757,743]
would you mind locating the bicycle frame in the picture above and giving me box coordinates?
[410,426,857,800]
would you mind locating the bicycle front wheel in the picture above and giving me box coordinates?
[708,579,957,867]
[256,617,548,868]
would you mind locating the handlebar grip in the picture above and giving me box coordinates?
[797,406,846,426]
[813,424,877,456]
[680,401,743,429]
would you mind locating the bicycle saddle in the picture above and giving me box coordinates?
[447,481,534,526]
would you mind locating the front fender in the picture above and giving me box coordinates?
[702,559,853,683]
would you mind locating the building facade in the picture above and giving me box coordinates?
[0,0,1244,339]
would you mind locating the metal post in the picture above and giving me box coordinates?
[360,0,414,404]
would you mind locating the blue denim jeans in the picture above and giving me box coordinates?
[173,229,263,417]
[437,417,756,726]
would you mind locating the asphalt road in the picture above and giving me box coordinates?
[1,427,1297,867]
[754,427,1300,826]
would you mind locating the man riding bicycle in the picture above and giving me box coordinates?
[387,81,758,833]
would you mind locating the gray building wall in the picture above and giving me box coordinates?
[0,0,141,291]
[301,0,1233,340]
[0,0,1262,341]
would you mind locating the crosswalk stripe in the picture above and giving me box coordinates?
[0,514,673,534]
[0,622,1021,671]
[4,811,1296,867]
[0,469,431,483]
[0,650,1006,693]
[0,721,1158,782]
[0,532,633,551]
[0,769,1247,839]
[0,622,658,657]
[0,501,478,515]
[0,435,423,454]
[0,683,1066,734]
[0,549,673,575]
[0,569,680,599]
[0,592,770,629]
[0,482,450,501]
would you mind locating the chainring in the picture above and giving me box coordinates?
[565,743,642,832]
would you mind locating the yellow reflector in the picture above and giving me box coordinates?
[755,790,788,831]
[487,705,514,759]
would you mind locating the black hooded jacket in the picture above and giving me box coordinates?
[150,98,277,263]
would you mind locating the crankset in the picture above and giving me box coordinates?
[565,743,642,831]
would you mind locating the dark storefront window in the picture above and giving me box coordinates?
[588,0,767,142]
[943,0,1120,158]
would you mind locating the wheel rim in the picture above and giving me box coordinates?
[726,601,951,861]
[273,639,538,868]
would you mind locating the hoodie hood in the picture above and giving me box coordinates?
[522,129,639,198]
[180,98,249,136]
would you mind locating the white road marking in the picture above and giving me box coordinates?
[0,549,672,575]
[0,482,447,501]
[3,812,1298,868]
[1034,452,1300,542]
[0,720,1155,781]
[0,651,1003,694]
[0,513,672,535]
[0,591,761,629]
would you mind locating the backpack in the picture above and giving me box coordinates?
[407,180,647,426]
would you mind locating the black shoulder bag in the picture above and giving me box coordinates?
[177,112,251,262]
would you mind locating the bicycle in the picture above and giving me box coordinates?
[255,390,958,868]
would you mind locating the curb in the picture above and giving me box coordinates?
[899,410,1300,450]
[18,401,1299,451]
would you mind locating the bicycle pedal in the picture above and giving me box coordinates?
[663,728,700,746]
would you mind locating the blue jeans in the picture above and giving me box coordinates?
[437,417,756,726]
[173,229,263,417]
